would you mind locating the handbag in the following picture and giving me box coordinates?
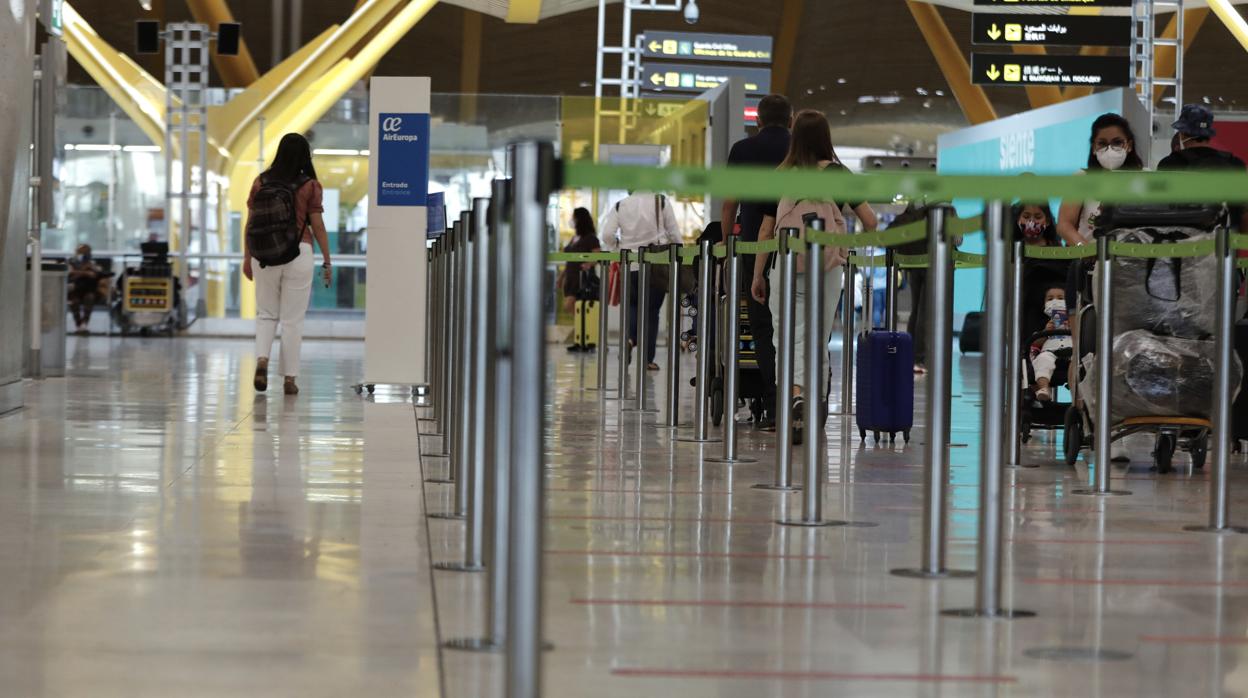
[608,261,621,306]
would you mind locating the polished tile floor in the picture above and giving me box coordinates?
[4,336,1248,697]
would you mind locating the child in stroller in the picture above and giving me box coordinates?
[1031,285,1073,403]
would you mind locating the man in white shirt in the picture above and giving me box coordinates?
[600,192,683,369]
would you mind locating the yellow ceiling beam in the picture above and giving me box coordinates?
[218,0,412,160]
[1208,0,1248,52]
[185,0,260,87]
[507,0,542,23]
[771,0,804,97]
[460,8,483,121]
[62,2,170,147]
[905,0,997,125]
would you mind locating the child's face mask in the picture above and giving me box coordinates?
[1020,218,1046,241]
[1045,298,1065,316]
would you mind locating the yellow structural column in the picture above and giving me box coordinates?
[506,0,542,24]
[1208,0,1248,53]
[905,0,998,125]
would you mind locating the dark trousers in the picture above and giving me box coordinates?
[741,254,777,416]
[628,270,666,364]
[907,270,927,365]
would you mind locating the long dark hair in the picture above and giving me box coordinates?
[779,109,840,170]
[1085,113,1144,171]
[265,133,318,182]
[572,207,595,239]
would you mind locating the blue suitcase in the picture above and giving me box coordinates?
[856,330,915,443]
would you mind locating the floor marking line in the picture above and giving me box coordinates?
[571,598,906,610]
[609,667,1017,684]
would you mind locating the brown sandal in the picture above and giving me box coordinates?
[254,359,268,392]
[283,377,299,395]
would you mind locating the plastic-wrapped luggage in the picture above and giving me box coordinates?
[1111,227,1217,339]
[1082,330,1242,423]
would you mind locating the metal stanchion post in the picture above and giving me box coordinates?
[431,218,473,518]
[614,250,632,402]
[709,235,756,464]
[1074,233,1130,497]
[626,253,657,413]
[505,141,552,698]
[445,183,513,652]
[429,225,455,465]
[755,229,800,491]
[833,259,856,415]
[781,219,852,528]
[592,259,611,392]
[664,245,682,428]
[436,200,490,569]
[1187,224,1248,533]
[893,207,972,579]
[944,202,1034,618]
[1005,236,1033,469]
[677,240,720,443]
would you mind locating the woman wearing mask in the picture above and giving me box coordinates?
[1056,113,1145,247]
[750,109,877,441]
[243,133,333,396]
[560,207,602,314]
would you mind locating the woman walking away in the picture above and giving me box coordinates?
[750,109,877,443]
[244,133,333,395]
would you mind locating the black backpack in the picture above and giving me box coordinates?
[246,175,310,267]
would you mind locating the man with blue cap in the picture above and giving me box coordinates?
[1159,104,1248,232]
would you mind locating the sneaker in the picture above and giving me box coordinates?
[757,415,776,432]
[1035,386,1052,402]
[647,362,660,371]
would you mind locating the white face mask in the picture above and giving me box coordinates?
[1095,145,1129,171]
[1044,299,1065,316]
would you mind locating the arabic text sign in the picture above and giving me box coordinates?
[972,13,1131,47]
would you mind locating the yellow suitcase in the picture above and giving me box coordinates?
[574,300,600,349]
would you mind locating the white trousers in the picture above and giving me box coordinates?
[1031,350,1059,383]
[254,243,314,377]
[768,265,843,397]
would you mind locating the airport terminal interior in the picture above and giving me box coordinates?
[5,1,1248,696]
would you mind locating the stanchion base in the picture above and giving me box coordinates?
[940,608,1037,619]
[427,512,466,521]
[1005,462,1041,470]
[777,518,852,528]
[675,436,722,443]
[422,452,450,459]
[1071,488,1132,497]
[432,562,485,573]
[752,483,802,492]
[706,455,758,464]
[417,417,437,423]
[1183,525,1248,534]
[424,477,454,484]
[442,637,502,653]
[890,567,976,580]
[621,407,661,414]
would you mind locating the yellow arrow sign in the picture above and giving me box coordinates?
[986,64,1001,81]
[648,40,662,52]
[650,72,664,85]
[987,23,1002,40]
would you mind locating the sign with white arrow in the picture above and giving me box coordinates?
[641,63,772,95]
[640,31,773,63]
[973,0,1131,5]
[972,13,1131,47]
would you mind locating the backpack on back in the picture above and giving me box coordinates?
[775,197,848,273]
[247,175,309,267]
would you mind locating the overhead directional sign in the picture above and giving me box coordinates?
[972,13,1132,47]
[640,31,773,64]
[972,54,1131,87]
[641,63,772,96]
[973,0,1131,6]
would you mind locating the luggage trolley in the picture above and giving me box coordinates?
[111,242,182,336]
[1061,205,1230,473]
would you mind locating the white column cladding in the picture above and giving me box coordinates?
[364,77,432,386]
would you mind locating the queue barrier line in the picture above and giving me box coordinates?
[735,239,779,255]
[564,162,1248,205]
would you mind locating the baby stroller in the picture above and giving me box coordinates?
[1019,258,1075,443]
[710,280,767,427]
[1061,205,1231,473]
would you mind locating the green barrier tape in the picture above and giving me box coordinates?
[953,250,985,267]
[1024,245,1096,260]
[1110,239,1215,258]
[804,222,927,249]
[712,243,727,259]
[895,253,929,268]
[547,251,617,263]
[735,239,779,255]
[642,251,670,264]
[1239,258,1248,269]
[564,162,1248,204]
[847,254,888,267]
[947,216,983,238]
[678,247,699,261]
[1233,234,1248,251]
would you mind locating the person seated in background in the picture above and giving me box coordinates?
[67,244,102,334]
[1030,285,1073,402]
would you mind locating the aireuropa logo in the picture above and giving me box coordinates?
[381,115,420,143]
